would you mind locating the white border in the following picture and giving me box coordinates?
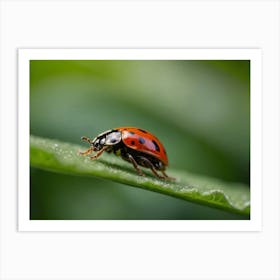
[18,49,262,232]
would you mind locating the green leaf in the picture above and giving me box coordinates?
[30,135,250,216]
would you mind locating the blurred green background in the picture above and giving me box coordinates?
[30,60,250,220]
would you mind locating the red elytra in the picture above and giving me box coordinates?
[116,127,168,166]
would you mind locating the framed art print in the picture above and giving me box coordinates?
[18,49,261,231]
[2,1,279,280]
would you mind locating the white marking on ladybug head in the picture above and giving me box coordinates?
[105,131,122,145]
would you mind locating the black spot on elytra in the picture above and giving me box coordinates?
[131,140,135,145]
[138,129,147,133]
[128,131,135,135]
[152,140,160,152]
[138,137,145,144]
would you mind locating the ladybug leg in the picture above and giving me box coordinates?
[126,153,145,177]
[90,146,108,160]
[79,136,93,155]
[138,156,164,180]
[79,147,93,156]
[161,170,175,181]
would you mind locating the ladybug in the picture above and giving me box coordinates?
[79,127,173,180]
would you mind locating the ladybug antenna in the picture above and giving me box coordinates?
[81,136,91,144]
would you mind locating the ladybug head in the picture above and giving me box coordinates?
[91,130,122,151]
[91,135,106,151]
